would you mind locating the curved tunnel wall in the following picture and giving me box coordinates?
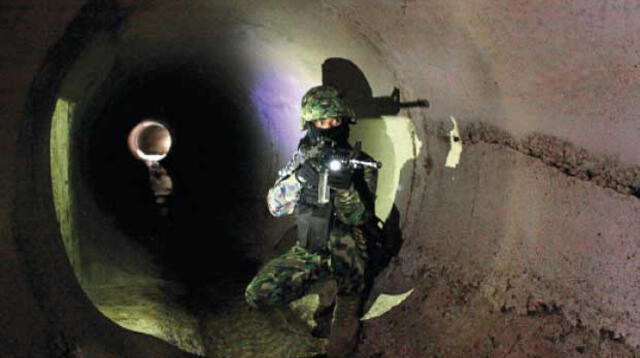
[4,0,640,357]
[61,0,405,284]
[43,0,411,355]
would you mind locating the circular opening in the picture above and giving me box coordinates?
[84,66,262,281]
[128,120,172,162]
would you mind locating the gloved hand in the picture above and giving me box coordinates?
[328,169,352,190]
[295,161,319,187]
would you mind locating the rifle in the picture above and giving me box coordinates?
[310,138,382,204]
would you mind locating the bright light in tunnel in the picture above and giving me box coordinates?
[135,149,167,162]
[349,116,422,221]
[329,159,342,171]
[128,120,172,162]
[251,70,312,158]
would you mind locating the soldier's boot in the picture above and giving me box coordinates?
[310,279,338,338]
[325,294,362,358]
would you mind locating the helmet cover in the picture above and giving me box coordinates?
[300,85,354,128]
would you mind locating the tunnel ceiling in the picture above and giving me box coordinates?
[87,0,640,165]
[326,0,640,165]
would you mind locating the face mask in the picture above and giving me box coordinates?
[307,122,350,144]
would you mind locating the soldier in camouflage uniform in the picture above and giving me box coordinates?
[245,85,378,357]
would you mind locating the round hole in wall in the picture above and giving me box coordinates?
[127,120,172,162]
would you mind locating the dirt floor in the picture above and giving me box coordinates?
[88,278,327,358]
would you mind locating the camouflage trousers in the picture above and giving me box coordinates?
[245,225,367,309]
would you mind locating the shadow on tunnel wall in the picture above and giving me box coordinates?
[323,57,429,118]
[321,58,439,301]
[324,57,397,119]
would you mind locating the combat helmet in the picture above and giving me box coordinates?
[300,85,355,129]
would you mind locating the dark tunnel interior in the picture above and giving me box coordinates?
[83,63,261,293]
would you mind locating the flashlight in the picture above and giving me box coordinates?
[329,159,342,171]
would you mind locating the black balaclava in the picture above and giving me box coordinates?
[306,120,350,145]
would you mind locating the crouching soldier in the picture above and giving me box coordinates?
[245,85,380,357]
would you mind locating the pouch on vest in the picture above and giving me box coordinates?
[296,204,333,253]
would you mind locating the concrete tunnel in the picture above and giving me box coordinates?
[3,0,640,357]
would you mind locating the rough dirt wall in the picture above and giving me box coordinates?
[359,117,640,357]
[336,0,640,164]
[340,1,640,356]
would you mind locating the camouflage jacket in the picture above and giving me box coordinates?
[266,139,378,227]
